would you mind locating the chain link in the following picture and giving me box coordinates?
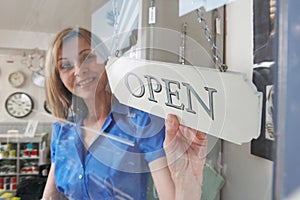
[196,9,228,72]
[112,0,120,54]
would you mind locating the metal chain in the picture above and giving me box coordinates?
[112,0,120,54]
[179,22,187,65]
[196,8,228,72]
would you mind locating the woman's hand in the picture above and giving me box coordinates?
[164,114,207,200]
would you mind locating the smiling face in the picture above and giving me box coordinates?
[57,37,107,100]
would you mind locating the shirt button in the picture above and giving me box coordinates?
[79,174,83,179]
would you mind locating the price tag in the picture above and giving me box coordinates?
[149,6,156,24]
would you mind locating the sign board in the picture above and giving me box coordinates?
[106,57,262,145]
[179,0,237,16]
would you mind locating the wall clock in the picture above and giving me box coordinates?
[8,70,26,88]
[43,100,51,114]
[5,92,34,118]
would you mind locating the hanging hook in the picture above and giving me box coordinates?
[115,50,120,57]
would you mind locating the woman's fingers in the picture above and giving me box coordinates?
[165,114,207,146]
[164,114,180,145]
[179,125,207,145]
[178,126,207,159]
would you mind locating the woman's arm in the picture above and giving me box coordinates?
[164,114,207,200]
[149,157,175,200]
[42,163,64,200]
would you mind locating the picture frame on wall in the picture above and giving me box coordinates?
[251,64,275,161]
[251,0,276,161]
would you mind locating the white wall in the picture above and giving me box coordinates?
[0,30,55,123]
[0,30,54,51]
[222,0,273,199]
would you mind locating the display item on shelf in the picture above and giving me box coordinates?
[0,133,49,192]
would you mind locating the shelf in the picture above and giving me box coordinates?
[0,133,48,142]
[0,132,49,190]
[0,173,17,176]
[19,157,39,160]
[19,173,39,176]
[0,157,17,160]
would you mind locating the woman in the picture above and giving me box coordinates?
[42,27,207,200]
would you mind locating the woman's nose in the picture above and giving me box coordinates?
[73,63,80,76]
[73,62,87,77]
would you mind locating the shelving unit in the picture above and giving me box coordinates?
[0,132,48,192]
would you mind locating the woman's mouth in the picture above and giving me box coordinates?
[77,77,95,88]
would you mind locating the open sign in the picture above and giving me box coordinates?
[106,57,262,145]
[124,72,217,120]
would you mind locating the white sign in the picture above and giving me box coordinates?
[179,0,237,16]
[106,57,262,145]
[24,120,38,137]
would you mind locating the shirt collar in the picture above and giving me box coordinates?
[110,96,131,116]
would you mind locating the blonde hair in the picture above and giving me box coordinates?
[45,27,109,121]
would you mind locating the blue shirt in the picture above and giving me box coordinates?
[50,101,166,200]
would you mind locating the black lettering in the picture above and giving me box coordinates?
[124,72,145,98]
[144,75,162,102]
[182,82,217,120]
[162,78,184,110]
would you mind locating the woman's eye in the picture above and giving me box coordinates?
[84,53,96,61]
[79,53,96,65]
[60,62,73,69]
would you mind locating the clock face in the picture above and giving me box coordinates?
[8,71,25,88]
[5,92,34,118]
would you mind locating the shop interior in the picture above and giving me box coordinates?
[0,0,296,199]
